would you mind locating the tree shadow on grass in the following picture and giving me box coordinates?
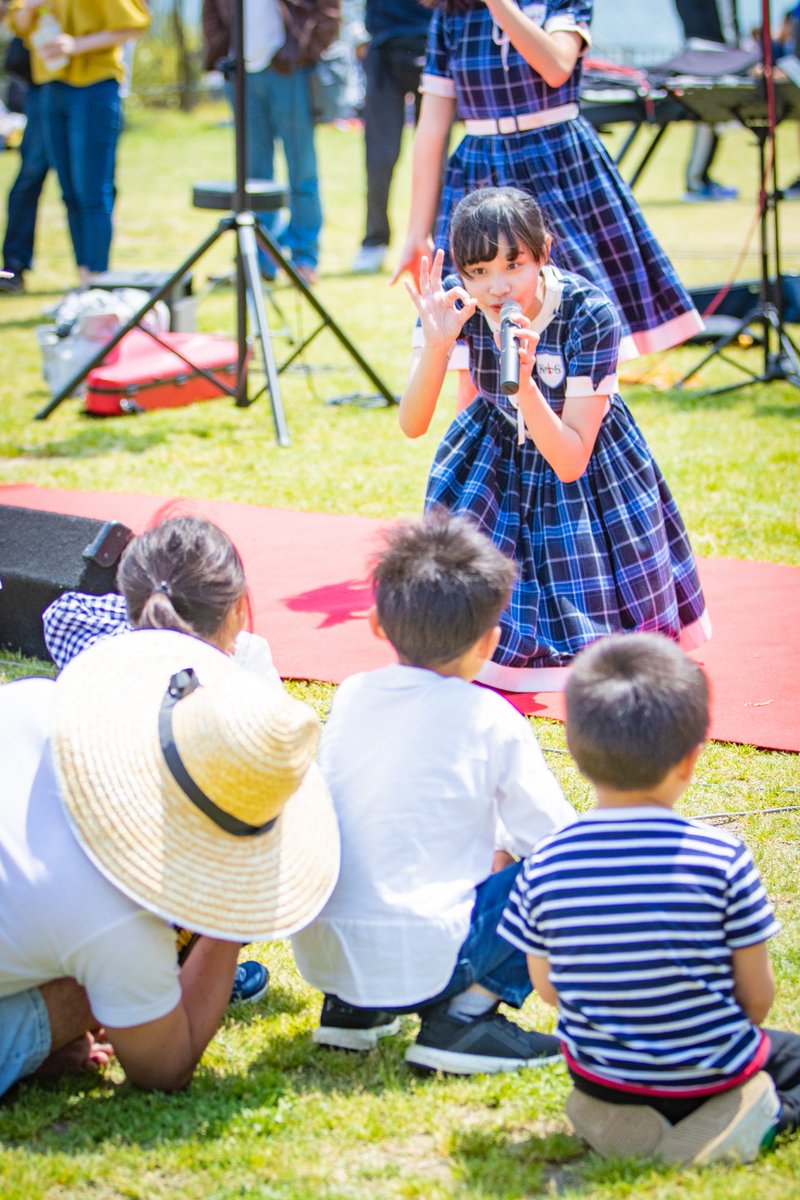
[0,1016,686,1200]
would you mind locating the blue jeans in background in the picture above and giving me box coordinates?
[3,83,50,273]
[244,65,321,272]
[42,77,121,273]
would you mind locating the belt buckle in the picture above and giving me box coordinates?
[497,115,518,134]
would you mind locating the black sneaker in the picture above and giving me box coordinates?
[0,269,24,294]
[313,993,400,1051]
[230,960,269,1005]
[405,1004,562,1075]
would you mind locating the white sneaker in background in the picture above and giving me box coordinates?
[351,244,387,274]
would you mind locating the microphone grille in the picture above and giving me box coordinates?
[499,300,523,320]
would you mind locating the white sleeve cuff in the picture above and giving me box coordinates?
[544,17,591,53]
[419,72,457,99]
[565,372,618,398]
[411,327,470,372]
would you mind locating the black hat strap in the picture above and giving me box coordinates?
[159,668,276,838]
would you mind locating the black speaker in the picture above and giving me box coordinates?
[0,507,133,661]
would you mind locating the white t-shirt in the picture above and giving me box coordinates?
[244,0,286,72]
[292,665,575,1007]
[0,679,181,1029]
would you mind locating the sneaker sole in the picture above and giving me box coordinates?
[230,980,269,1006]
[404,1044,562,1076]
[313,1017,401,1051]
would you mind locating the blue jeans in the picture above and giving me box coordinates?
[372,863,530,1015]
[41,78,121,273]
[244,66,321,271]
[3,83,50,272]
[0,987,51,1098]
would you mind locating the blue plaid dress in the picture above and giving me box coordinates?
[423,0,702,357]
[425,267,708,674]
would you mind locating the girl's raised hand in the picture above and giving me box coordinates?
[404,249,477,348]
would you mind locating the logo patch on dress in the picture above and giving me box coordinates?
[536,353,566,388]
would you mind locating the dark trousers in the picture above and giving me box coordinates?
[361,35,427,248]
[571,1029,800,1134]
[3,83,50,273]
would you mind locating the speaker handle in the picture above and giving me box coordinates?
[82,521,133,569]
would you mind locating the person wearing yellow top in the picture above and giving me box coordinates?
[9,0,149,286]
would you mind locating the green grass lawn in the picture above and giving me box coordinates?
[0,103,799,1198]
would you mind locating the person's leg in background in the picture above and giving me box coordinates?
[267,64,322,281]
[684,124,738,201]
[41,79,122,284]
[353,35,427,274]
[66,78,122,281]
[243,66,282,281]
[1,82,50,292]
[41,81,84,280]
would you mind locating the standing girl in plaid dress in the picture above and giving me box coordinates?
[401,187,709,691]
[394,0,703,364]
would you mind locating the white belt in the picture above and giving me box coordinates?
[463,103,579,136]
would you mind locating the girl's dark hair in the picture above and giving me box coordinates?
[450,187,550,273]
[117,515,248,643]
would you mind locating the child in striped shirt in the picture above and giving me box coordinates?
[499,633,800,1166]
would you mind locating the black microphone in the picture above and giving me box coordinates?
[499,300,522,395]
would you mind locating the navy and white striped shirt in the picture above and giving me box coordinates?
[499,807,780,1095]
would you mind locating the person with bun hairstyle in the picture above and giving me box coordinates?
[43,511,284,1004]
[0,629,339,1097]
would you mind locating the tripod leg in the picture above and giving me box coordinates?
[253,226,396,405]
[675,310,761,389]
[237,214,291,446]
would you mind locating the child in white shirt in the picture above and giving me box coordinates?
[293,511,575,1074]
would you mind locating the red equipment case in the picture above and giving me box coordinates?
[85,328,241,415]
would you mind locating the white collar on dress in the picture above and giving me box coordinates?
[530,264,564,335]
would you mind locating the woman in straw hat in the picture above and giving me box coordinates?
[0,629,339,1095]
[44,509,284,1004]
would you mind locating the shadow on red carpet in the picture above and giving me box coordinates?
[1,483,797,752]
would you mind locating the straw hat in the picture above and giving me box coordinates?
[51,629,340,941]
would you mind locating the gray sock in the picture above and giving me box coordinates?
[447,990,496,1020]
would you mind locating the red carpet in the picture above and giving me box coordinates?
[2,483,798,753]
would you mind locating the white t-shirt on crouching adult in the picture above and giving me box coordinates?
[0,678,181,1030]
[292,664,575,1009]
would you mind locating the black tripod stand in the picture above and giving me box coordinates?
[674,0,800,398]
[34,0,395,442]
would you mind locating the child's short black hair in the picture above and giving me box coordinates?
[565,634,709,790]
[372,511,515,668]
[450,187,549,274]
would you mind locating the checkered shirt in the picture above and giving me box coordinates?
[424,269,706,669]
[43,591,130,670]
[423,1,699,349]
[423,0,591,119]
